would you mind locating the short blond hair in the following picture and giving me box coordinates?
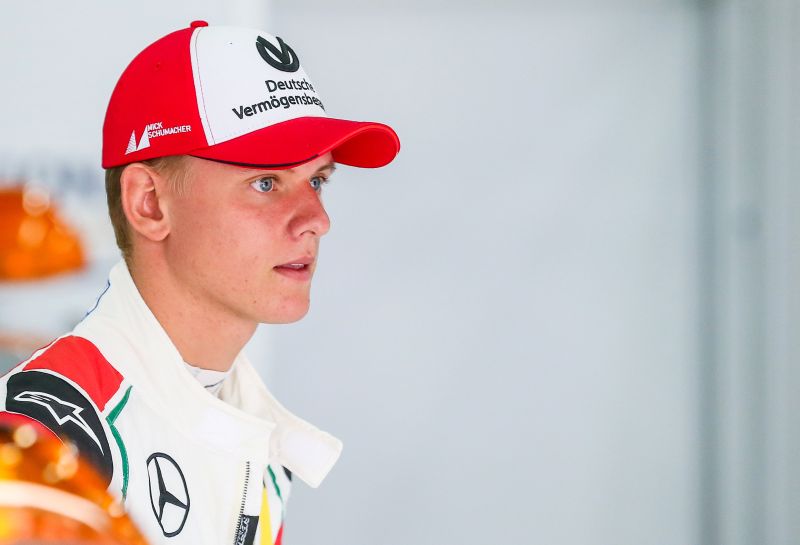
[104,155,189,264]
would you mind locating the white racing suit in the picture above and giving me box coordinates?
[0,261,342,544]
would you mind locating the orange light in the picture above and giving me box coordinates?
[0,186,85,281]
[0,422,149,544]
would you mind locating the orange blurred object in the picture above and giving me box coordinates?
[0,186,85,281]
[0,420,149,544]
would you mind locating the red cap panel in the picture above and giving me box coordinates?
[102,27,206,168]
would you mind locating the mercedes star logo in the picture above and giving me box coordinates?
[146,452,190,537]
[256,36,300,72]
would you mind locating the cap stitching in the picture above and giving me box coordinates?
[192,30,215,144]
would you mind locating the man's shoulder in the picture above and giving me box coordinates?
[2,335,126,411]
[0,335,126,486]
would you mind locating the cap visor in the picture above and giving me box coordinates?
[190,117,400,169]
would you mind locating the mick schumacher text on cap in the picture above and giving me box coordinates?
[102,20,400,169]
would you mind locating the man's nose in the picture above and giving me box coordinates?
[288,184,331,238]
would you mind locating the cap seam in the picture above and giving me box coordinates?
[190,27,215,145]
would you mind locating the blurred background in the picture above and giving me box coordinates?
[0,1,798,544]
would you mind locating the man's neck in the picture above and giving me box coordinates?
[128,259,257,372]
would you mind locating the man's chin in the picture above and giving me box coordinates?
[257,301,311,325]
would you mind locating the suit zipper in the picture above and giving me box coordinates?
[233,461,251,545]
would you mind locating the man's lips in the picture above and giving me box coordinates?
[273,257,314,280]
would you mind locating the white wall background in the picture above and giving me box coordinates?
[268,3,700,545]
[1,1,796,545]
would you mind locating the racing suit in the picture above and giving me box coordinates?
[0,261,343,544]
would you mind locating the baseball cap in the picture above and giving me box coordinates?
[102,20,400,169]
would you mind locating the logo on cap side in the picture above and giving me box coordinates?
[256,36,300,73]
[125,129,150,154]
[125,122,193,155]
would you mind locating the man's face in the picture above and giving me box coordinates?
[162,153,334,325]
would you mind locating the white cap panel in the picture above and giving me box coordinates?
[191,26,327,145]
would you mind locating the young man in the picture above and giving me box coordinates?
[0,21,399,544]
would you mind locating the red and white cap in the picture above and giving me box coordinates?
[102,20,400,169]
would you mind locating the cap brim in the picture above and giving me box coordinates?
[189,116,400,169]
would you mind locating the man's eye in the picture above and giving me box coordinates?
[250,177,275,193]
[310,176,328,193]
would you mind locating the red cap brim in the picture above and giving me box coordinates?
[190,116,400,169]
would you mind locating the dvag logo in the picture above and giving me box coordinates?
[256,36,300,73]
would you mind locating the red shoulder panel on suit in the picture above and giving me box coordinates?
[24,336,123,411]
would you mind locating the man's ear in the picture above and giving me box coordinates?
[120,163,171,242]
